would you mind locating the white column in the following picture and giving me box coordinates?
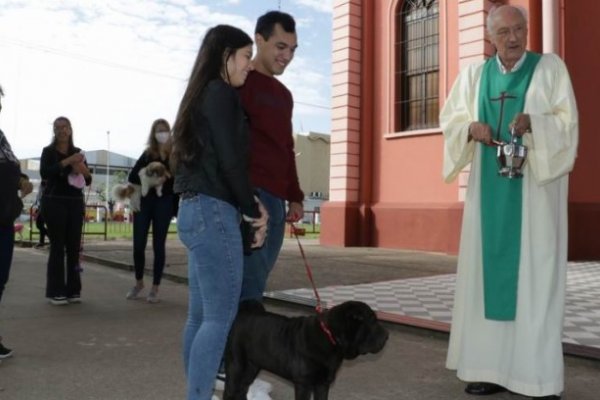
[542,0,559,54]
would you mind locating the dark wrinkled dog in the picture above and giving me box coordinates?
[223,300,389,400]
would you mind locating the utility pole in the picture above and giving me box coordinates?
[106,130,110,210]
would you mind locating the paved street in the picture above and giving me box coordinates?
[0,242,598,399]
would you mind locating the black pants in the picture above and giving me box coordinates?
[133,193,173,285]
[0,226,15,303]
[42,197,84,298]
[36,212,48,244]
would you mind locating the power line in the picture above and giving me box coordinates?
[295,101,330,110]
[0,37,185,81]
[1,37,331,111]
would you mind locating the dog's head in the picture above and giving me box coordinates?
[144,161,169,178]
[325,301,388,360]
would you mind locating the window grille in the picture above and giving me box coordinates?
[396,0,440,131]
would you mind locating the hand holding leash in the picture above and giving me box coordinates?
[286,201,304,222]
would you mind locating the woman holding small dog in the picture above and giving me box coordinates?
[40,116,92,305]
[125,118,175,303]
[171,25,268,400]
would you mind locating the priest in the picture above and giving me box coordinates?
[440,5,578,400]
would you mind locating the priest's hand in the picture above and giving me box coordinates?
[510,113,532,137]
[468,122,494,145]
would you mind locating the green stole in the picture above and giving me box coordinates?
[478,51,541,320]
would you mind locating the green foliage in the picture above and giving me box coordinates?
[95,183,106,202]
[114,170,128,184]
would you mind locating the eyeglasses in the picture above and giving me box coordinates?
[494,24,527,39]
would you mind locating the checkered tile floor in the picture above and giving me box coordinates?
[266,261,600,352]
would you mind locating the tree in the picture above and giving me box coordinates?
[95,183,106,202]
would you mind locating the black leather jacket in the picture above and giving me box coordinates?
[173,79,259,218]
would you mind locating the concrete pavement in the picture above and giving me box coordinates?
[0,240,598,399]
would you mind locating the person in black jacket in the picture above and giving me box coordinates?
[171,25,268,400]
[0,84,33,360]
[40,116,92,305]
[125,118,175,303]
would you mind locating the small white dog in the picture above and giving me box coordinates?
[139,161,170,197]
[112,161,170,212]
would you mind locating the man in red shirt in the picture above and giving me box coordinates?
[238,11,304,302]
[215,12,304,396]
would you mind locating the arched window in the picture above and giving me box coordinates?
[396,0,439,131]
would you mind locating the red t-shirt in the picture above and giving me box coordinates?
[238,71,304,203]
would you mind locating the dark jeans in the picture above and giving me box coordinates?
[42,197,84,298]
[133,194,173,285]
[240,188,287,301]
[0,226,15,303]
[36,212,48,244]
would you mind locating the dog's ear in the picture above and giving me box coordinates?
[326,301,384,360]
[324,302,362,359]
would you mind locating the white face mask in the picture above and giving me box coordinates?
[155,131,170,144]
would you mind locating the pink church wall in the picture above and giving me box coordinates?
[321,0,600,258]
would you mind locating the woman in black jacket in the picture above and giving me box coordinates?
[40,116,91,305]
[0,84,33,359]
[171,25,268,400]
[125,119,175,303]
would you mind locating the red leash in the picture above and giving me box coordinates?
[290,222,337,345]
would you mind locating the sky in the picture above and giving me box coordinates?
[0,0,333,160]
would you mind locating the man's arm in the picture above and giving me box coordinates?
[285,134,304,222]
[523,54,578,184]
[440,63,484,183]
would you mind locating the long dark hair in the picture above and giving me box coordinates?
[146,118,171,160]
[171,25,252,170]
[51,116,75,152]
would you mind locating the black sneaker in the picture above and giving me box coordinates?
[67,295,81,304]
[0,343,13,359]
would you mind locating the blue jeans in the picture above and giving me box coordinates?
[178,194,243,400]
[0,226,15,303]
[133,193,174,285]
[240,188,286,301]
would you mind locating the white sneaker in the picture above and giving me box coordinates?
[249,378,273,394]
[211,394,220,400]
[49,296,69,305]
[126,285,144,300]
[214,371,226,391]
[247,390,272,400]
[146,290,160,303]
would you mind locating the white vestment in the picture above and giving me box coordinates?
[440,53,578,397]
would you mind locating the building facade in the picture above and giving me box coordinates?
[321,0,600,259]
[294,131,331,200]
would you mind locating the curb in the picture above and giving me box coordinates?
[80,253,189,285]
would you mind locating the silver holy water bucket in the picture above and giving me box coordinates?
[496,126,528,178]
